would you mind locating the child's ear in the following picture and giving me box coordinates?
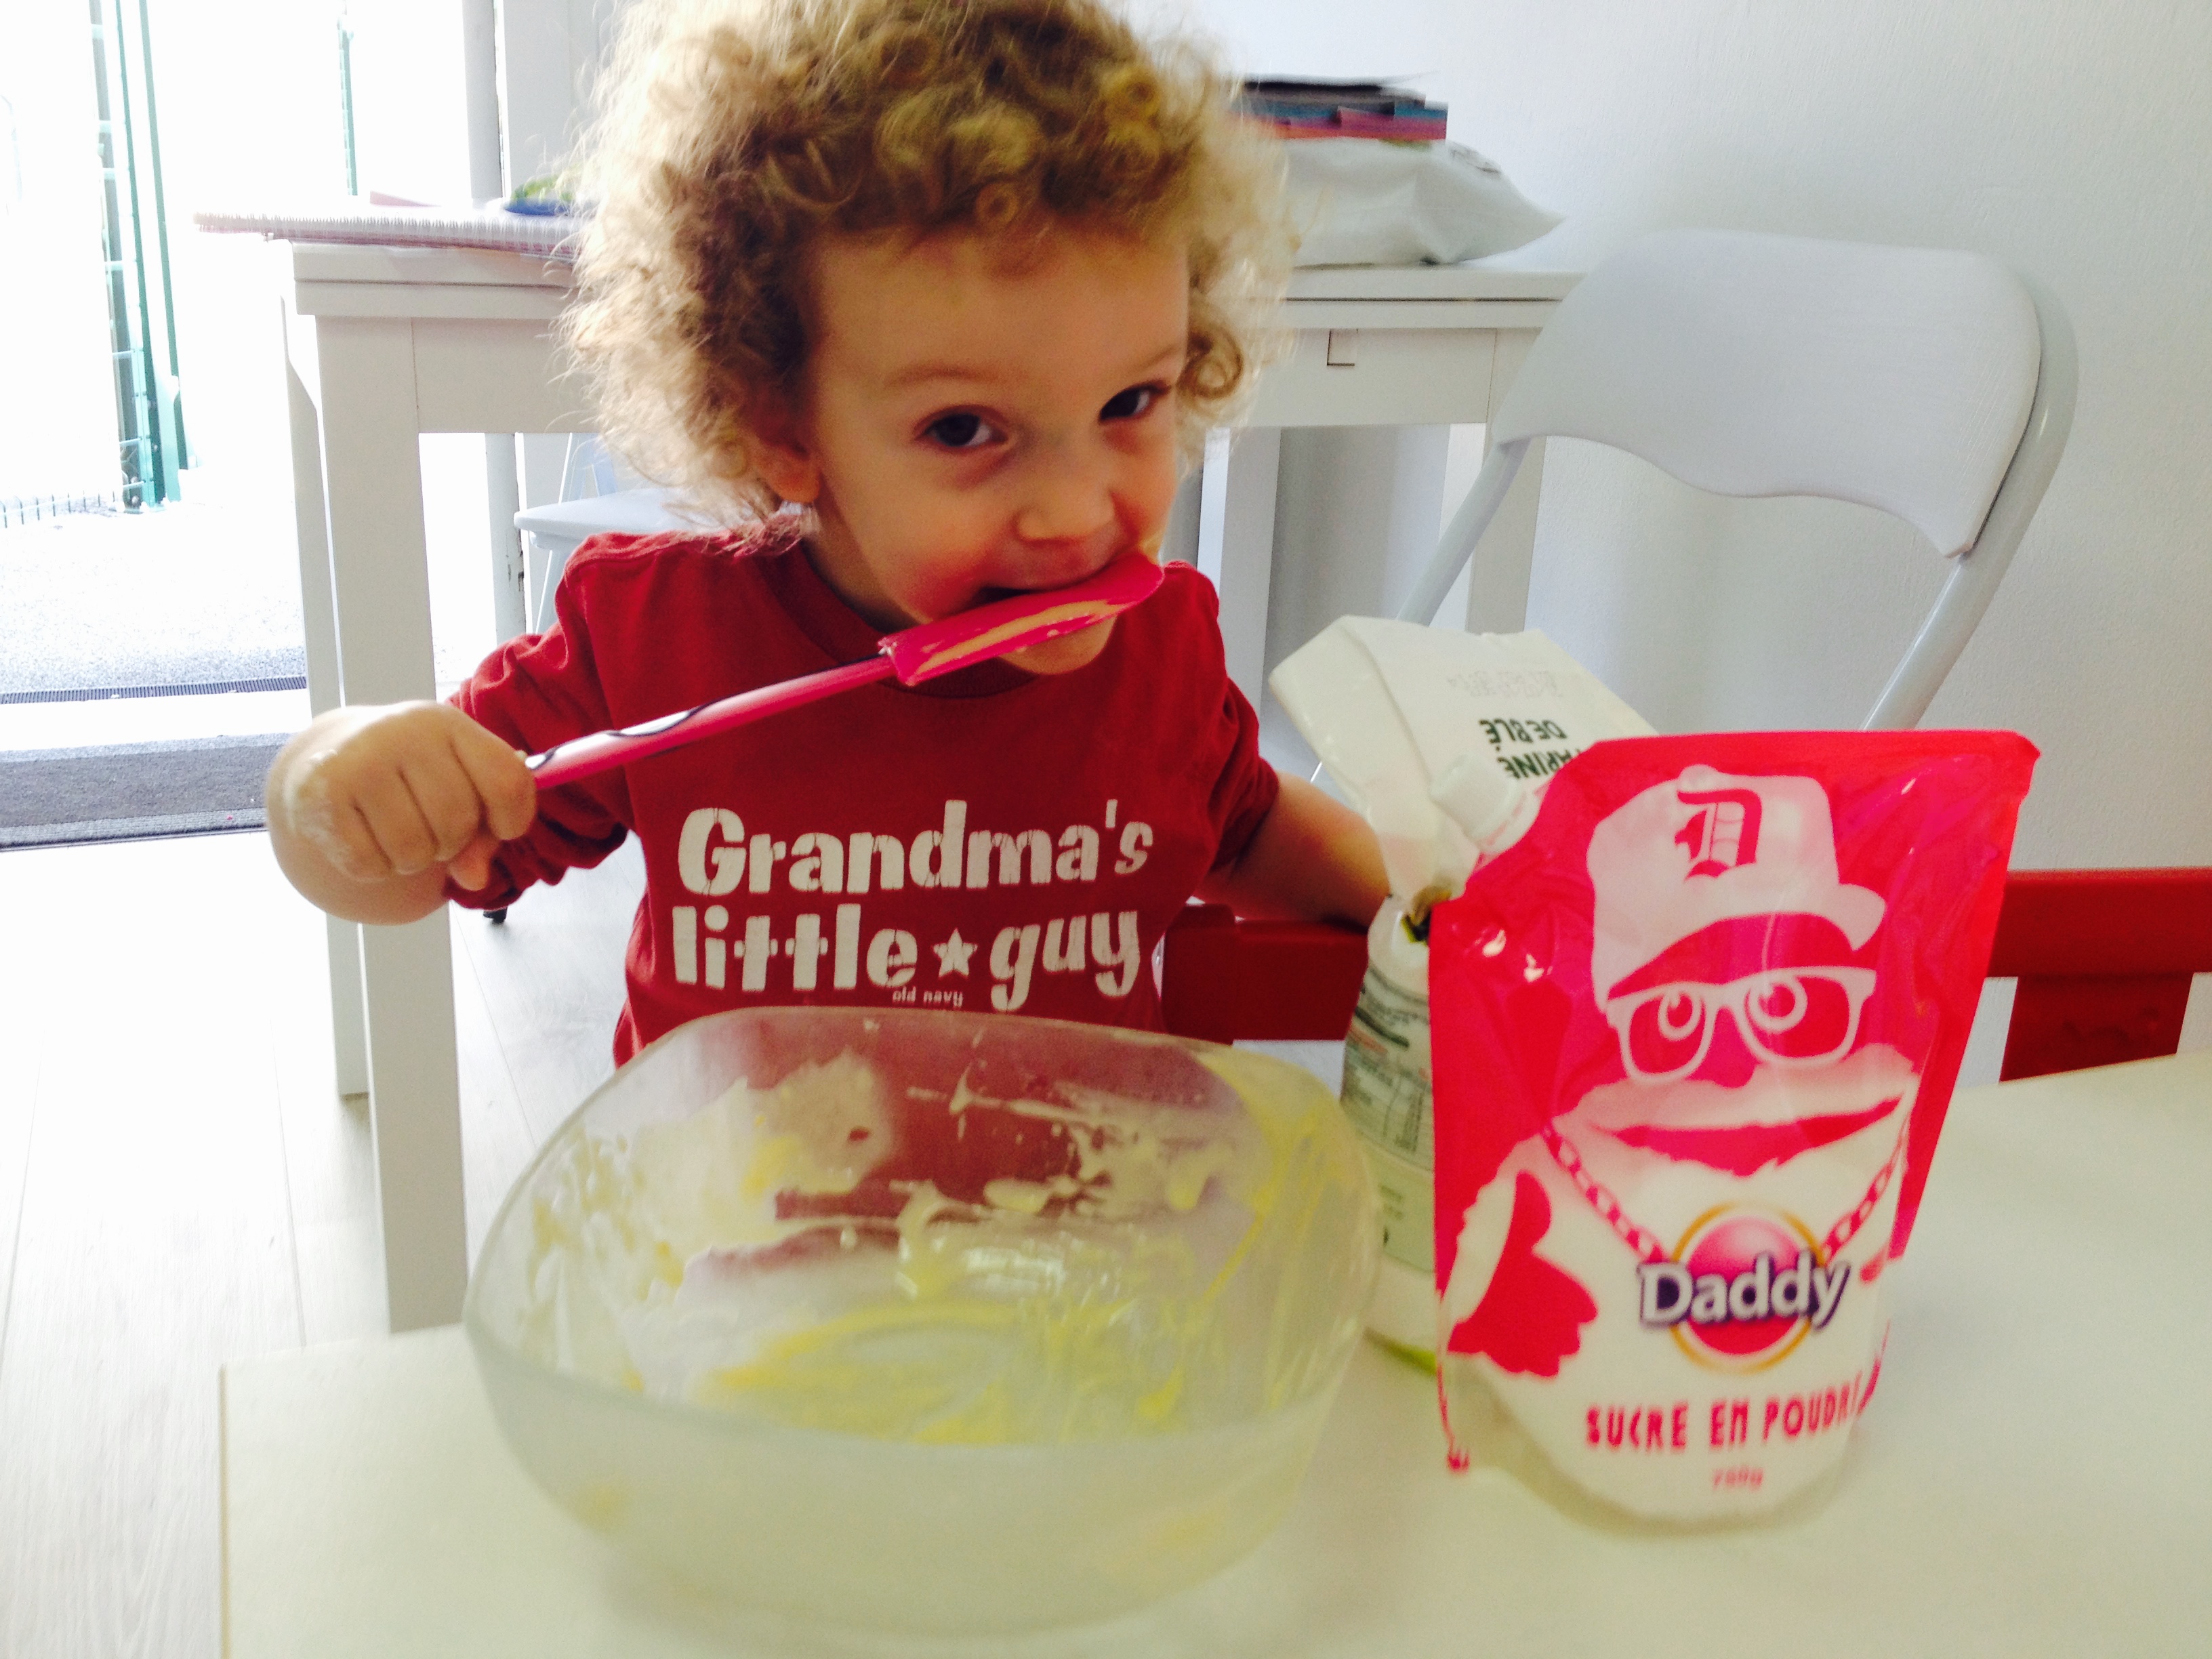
[747,393,822,506]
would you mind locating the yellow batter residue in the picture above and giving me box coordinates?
[512,1046,1370,1444]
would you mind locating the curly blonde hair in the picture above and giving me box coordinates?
[562,0,1290,518]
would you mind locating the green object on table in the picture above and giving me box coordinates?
[506,176,575,217]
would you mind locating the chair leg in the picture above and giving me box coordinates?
[1999,972,2192,1080]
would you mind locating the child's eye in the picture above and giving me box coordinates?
[1100,384,1165,422]
[922,411,1002,451]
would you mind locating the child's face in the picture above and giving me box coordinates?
[762,222,1188,674]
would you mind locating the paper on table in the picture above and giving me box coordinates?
[194,202,582,260]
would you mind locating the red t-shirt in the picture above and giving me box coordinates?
[449,521,1280,1061]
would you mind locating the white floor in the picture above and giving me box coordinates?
[0,827,643,1657]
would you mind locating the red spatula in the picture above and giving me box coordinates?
[527,552,1164,789]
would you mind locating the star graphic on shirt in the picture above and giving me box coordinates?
[933,930,977,977]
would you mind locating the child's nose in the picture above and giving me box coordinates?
[1012,443,1115,548]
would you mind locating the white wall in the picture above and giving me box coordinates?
[497,0,626,518]
[499,0,622,188]
[1177,0,2212,872]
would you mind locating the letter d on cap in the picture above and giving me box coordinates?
[1640,1262,1693,1327]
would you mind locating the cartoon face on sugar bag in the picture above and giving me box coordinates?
[1427,733,2034,1522]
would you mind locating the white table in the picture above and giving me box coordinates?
[220,1051,2212,1656]
[278,241,1576,1330]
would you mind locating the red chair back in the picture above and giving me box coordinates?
[1156,905,1367,1043]
[1987,869,2212,1079]
[1159,869,2212,1081]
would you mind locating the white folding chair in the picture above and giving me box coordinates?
[1398,229,2076,728]
[512,435,688,632]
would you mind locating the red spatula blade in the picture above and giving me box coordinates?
[527,553,1165,789]
[880,552,1164,684]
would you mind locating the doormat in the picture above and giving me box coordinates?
[0,674,307,705]
[0,735,287,848]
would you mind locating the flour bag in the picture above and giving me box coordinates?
[1269,622,1653,1351]
[1429,731,2036,1521]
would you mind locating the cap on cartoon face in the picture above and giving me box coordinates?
[1589,767,1886,1084]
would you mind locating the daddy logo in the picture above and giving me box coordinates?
[1636,1206,1851,1373]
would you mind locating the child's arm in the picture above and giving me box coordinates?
[1197,769,1387,931]
[265,702,538,924]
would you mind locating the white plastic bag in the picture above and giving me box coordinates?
[1272,619,1654,904]
[1285,140,1560,268]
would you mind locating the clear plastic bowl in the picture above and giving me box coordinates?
[465,1006,1378,1635]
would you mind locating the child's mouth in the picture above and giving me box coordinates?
[968,537,1160,612]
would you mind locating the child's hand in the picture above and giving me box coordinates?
[268,702,537,922]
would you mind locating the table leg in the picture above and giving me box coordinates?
[283,300,370,1098]
[310,315,469,1331]
[319,918,370,1101]
[356,916,468,1330]
[485,434,527,642]
[1209,427,1282,709]
[1461,330,1550,634]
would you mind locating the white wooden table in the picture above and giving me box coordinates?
[277,241,1576,1331]
[220,1052,2212,1655]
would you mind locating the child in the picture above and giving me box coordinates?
[266,0,1385,1061]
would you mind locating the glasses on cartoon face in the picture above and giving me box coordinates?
[1603,966,1877,1082]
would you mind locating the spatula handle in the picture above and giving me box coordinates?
[528,656,894,789]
